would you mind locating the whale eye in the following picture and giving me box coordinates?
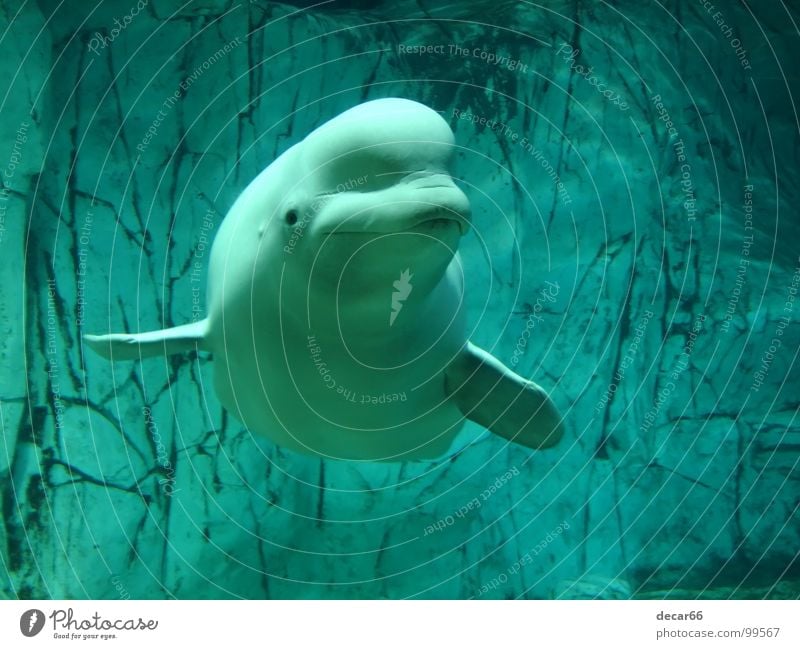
[285,209,298,226]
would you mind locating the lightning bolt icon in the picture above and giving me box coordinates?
[389,268,413,326]
[28,611,38,632]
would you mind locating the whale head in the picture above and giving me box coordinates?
[204,98,470,338]
[276,99,470,312]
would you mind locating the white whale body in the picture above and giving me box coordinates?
[85,98,564,461]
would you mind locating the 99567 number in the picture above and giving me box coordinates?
[743,627,780,638]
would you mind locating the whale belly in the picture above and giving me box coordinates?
[212,341,466,460]
[210,287,467,460]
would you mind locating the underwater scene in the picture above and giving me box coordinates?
[1,0,798,600]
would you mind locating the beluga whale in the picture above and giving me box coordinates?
[85,98,564,461]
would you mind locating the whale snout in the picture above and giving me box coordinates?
[408,197,470,236]
[312,171,471,236]
[402,172,471,234]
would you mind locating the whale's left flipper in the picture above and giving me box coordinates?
[445,341,564,450]
[83,320,209,360]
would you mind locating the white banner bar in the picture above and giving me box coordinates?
[1,600,798,647]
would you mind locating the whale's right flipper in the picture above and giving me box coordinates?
[83,320,209,361]
[445,341,564,450]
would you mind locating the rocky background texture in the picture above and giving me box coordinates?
[1,0,798,598]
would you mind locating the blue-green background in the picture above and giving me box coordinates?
[1,0,798,598]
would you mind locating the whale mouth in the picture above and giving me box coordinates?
[313,173,471,236]
[411,214,467,234]
[395,173,471,234]
[324,212,468,236]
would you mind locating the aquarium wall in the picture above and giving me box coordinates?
[1,0,798,599]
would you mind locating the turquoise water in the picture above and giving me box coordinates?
[1,0,798,599]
